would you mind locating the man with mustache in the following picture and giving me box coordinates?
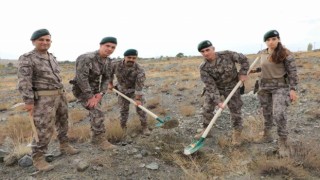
[108,49,150,136]
[71,37,117,150]
[17,29,80,172]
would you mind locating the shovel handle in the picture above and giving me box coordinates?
[29,113,39,143]
[202,56,260,138]
[112,88,158,119]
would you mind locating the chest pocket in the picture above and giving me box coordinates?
[90,63,103,77]
[35,66,51,76]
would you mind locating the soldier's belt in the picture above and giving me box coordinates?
[261,78,285,84]
[35,89,65,96]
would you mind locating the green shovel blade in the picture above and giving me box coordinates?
[155,117,165,127]
[155,116,179,129]
[155,121,164,127]
[184,137,205,155]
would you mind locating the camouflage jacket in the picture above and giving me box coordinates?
[257,49,298,90]
[72,50,112,100]
[109,60,146,96]
[17,49,64,104]
[199,50,249,103]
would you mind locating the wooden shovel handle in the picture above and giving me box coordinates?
[29,115,39,143]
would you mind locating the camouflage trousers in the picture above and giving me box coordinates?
[80,100,105,136]
[118,92,147,128]
[258,87,290,138]
[202,88,243,130]
[32,94,69,156]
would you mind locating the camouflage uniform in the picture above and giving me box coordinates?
[200,51,249,130]
[257,49,298,138]
[71,50,112,135]
[17,49,69,155]
[109,60,147,128]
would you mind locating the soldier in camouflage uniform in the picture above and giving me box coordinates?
[108,49,150,136]
[196,40,249,146]
[71,37,117,150]
[255,30,298,157]
[17,29,79,172]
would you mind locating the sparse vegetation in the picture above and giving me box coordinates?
[1,51,320,179]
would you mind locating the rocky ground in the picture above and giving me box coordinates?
[0,52,320,179]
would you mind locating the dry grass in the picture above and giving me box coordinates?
[105,117,125,142]
[3,138,32,165]
[252,156,310,179]
[290,140,320,172]
[0,103,11,111]
[146,96,160,109]
[162,152,228,179]
[11,140,32,159]
[152,106,167,116]
[69,109,88,124]
[0,115,33,145]
[67,124,91,143]
[0,76,17,91]
[217,136,231,149]
[179,105,196,117]
[1,52,320,178]
[227,149,251,175]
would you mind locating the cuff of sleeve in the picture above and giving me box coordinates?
[85,93,94,100]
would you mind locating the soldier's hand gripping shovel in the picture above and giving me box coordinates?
[184,56,260,155]
[112,88,179,129]
[10,103,39,147]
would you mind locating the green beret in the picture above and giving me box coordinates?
[30,29,50,41]
[263,30,280,42]
[198,40,213,52]
[124,49,138,56]
[100,36,117,45]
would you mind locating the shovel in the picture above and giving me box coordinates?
[10,103,39,147]
[112,88,179,129]
[184,56,260,155]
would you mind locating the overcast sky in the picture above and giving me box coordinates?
[0,0,319,61]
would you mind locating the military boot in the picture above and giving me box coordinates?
[142,126,151,136]
[231,129,242,146]
[256,129,273,143]
[91,134,116,151]
[33,153,54,172]
[60,142,80,155]
[278,137,289,157]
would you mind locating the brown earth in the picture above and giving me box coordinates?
[0,51,320,179]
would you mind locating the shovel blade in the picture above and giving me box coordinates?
[184,137,205,155]
[155,116,179,129]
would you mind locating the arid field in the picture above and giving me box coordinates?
[0,51,320,179]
